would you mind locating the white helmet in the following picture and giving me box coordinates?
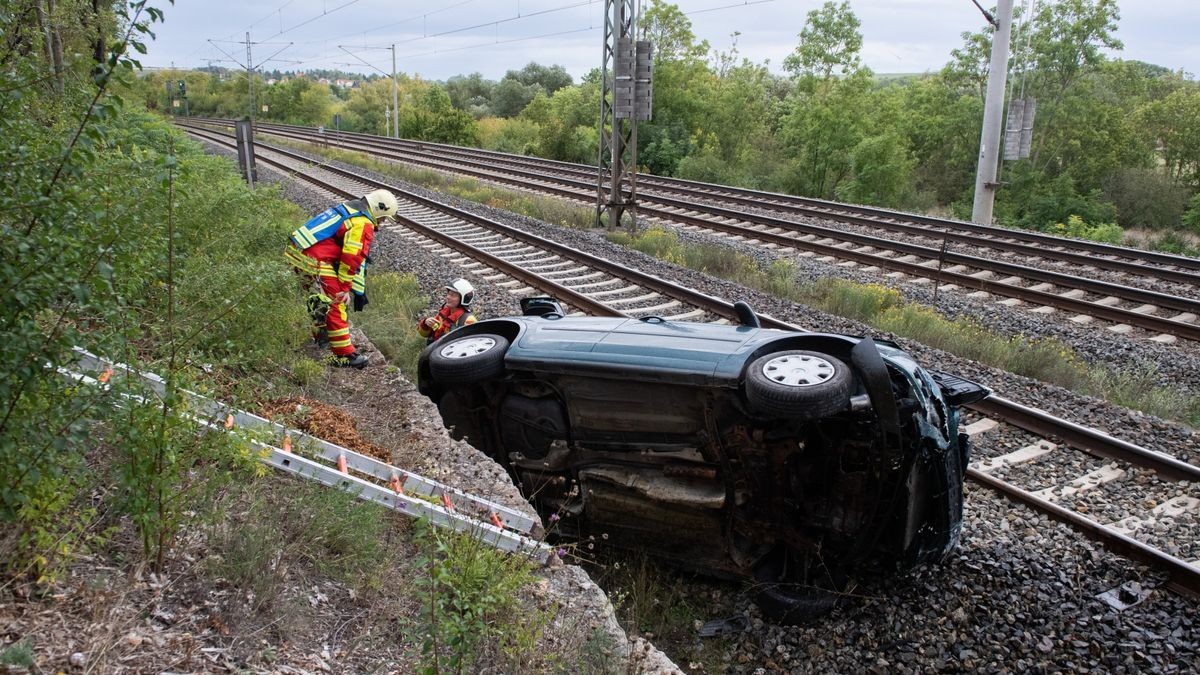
[363,189,398,221]
[446,278,475,307]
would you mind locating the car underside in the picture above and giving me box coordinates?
[419,301,988,622]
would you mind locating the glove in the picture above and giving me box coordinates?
[353,292,369,312]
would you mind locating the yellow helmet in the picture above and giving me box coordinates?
[363,189,398,221]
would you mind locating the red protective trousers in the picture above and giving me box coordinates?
[316,274,354,356]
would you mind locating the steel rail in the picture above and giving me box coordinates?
[180,125,1200,478]
[180,121,1200,339]
[179,124,792,328]
[969,469,1200,599]
[183,124,1200,599]
[970,396,1200,482]
[191,118,1200,282]
[306,123,1200,286]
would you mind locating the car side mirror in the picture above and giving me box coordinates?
[733,301,760,328]
[521,296,565,317]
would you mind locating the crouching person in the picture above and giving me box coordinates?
[418,278,477,344]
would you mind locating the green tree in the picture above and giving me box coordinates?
[445,72,496,117]
[342,77,394,134]
[399,84,480,145]
[1138,87,1200,188]
[637,0,714,175]
[506,62,573,96]
[782,0,862,80]
[490,77,540,118]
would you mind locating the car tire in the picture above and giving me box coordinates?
[745,350,853,419]
[752,546,843,624]
[429,333,509,384]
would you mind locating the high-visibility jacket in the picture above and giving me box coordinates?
[418,305,477,343]
[285,198,376,294]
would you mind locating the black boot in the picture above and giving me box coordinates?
[332,351,369,369]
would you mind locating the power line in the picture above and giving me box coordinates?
[683,0,777,17]
[398,25,594,61]
[199,0,775,75]
[265,0,597,73]
[323,0,481,46]
[246,0,300,34]
[359,0,600,50]
[260,0,367,41]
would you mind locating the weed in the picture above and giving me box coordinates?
[603,229,1200,426]
[206,479,396,613]
[267,136,596,229]
[0,639,34,667]
[349,272,430,376]
[290,357,325,385]
[587,551,729,671]
[410,518,550,674]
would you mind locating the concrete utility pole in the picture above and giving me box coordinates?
[971,0,1015,225]
[246,32,255,129]
[391,44,399,139]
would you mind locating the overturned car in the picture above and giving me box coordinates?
[417,299,989,621]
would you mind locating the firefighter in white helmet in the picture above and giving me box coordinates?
[417,278,478,344]
[285,189,398,368]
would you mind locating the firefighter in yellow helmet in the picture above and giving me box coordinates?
[417,278,478,344]
[285,189,398,368]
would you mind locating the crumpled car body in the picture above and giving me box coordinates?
[417,300,989,621]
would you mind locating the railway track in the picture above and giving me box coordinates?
[181,118,1200,345]
[180,123,1200,602]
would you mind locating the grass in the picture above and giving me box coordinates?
[205,479,401,614]
[349,271,431,375]
[266,135,597,230]
[607,227,1200,428]
[585,551,733,672]
[0,640,34,668]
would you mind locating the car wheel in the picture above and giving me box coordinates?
[429,333,509,384]
[745,350,853,419]
[752,546,843,624]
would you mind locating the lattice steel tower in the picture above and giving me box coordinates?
[596,0,652,229]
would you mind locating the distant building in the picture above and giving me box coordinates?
[335,78,355,88]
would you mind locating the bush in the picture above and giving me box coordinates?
[1184,192,1200,232]
[350,272,430,375]
[1103,168,1189,230]
[1048,215,1125,244]
[411,519,549,674]
[1,75,311,578]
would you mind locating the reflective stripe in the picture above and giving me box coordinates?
[329,337,353,348]
[327,328,350,337]
[289,203,370,250]
[343,216,369,255]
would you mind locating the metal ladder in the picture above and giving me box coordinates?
[62,348,553,563]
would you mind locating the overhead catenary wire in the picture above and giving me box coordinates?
[683,0,776,17]
[188,0,777,76]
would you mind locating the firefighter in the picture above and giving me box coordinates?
[285,189,398,368]
[417,278,478,344]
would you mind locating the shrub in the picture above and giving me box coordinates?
[411,519,548,674]
[1103,168,1189,230]
[1048,215,1125,244]
[1184,192,1200,232]
[351,272,429,375]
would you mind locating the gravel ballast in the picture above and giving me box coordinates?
[194,136,1198,672]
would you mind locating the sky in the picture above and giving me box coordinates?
[145,0,1200,82]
